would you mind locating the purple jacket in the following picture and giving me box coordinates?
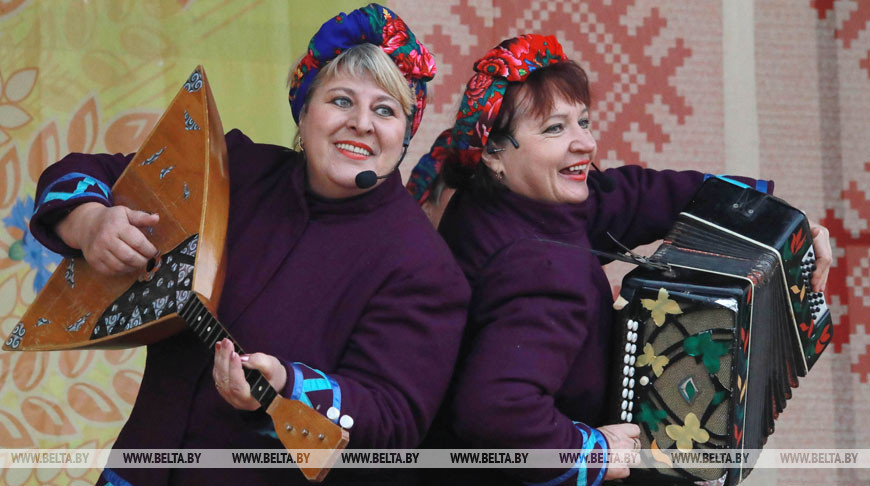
[435,167,751,485]
[31,130,470,485]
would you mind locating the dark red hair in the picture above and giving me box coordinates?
[443,60,592,192]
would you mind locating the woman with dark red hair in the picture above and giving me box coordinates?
[411,34,831,485]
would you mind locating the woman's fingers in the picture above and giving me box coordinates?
[240,352,288,392]
[810,223,832,293]
[213,339,260,411]
[598,423,641,480]
[66,204,159,275]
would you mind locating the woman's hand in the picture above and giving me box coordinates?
[213,338,288,411]
[597,423,640,480]
[56,202,159,275]
[809,222,832,293]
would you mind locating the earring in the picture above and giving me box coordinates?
[497,171,505,182]
[298,138,305,153]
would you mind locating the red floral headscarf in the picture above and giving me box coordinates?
[407,34,566,203]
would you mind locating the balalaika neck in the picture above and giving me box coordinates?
[178,294,278,408]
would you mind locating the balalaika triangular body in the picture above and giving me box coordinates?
[3,67,348,482]
[4,66,229,351]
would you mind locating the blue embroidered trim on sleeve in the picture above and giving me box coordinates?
[703,174,770,194]
[37,172,111,210]
[704,174,750,189]
[523,424,608,486]
[584,427,608,486]
[101,468,133,486]
[289,362,342,423]
[289,363,306,403]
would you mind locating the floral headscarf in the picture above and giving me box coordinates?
[407,129,451,204]
[407,34,566,203]
[288,3,436,138]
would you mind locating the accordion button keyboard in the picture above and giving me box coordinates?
[800,246,830,324]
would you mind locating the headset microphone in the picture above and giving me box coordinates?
[354,118,413,189]
[589,161,615,193]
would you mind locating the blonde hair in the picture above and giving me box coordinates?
[293,44,414,148]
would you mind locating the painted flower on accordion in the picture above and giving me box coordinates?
[665,413,709,452]
[637,401,668,432]
[683,331,730,374]
[641,287,683,326]
[636,342,669,377]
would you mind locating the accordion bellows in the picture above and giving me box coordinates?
[610,177,832,485]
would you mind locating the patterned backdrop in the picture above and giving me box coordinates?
[0,1,868,485]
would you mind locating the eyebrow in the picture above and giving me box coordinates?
[543,108,588,123]
[325,87,399,105]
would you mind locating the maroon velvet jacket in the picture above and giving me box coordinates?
[30,130,470,485]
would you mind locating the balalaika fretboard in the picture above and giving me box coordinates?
[178,294,278,408]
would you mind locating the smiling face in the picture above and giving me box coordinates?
[298,71,407,199]
[482,91,597,204]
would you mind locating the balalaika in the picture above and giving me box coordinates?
[3,67,347,482]
[609,176,832,485]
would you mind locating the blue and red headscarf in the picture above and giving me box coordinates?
[408,34,567,204]
[288,3,436,138]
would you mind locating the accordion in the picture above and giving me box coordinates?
[609,176,832,485]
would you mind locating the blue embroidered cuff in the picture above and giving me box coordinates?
[703,174,774,195]
[524,423,608,486]
[284,362,342,423]
[36,172,112,211]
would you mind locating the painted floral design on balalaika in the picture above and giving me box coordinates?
[2,67,347,482]
[609,176,832,486]
[4,66,229,352]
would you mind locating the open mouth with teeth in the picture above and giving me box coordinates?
[559,161,589,179]
[335,142,374,159]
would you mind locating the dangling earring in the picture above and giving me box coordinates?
[298,138,305,153]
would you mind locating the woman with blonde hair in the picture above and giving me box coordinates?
[29,5,469,484]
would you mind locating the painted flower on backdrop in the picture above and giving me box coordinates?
[3,195,62,292]
[0,67,38,146]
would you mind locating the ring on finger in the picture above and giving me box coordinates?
[632,437,641,451]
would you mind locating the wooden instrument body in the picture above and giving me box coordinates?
[3,67,348,482]
[3,67,228,351]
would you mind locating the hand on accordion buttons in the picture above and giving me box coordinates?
[597,423,641,480]
[213,338,288,411]
[56,202,160,275]
[809,222,831,293]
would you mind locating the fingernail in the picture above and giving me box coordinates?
[239,355,249,363]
